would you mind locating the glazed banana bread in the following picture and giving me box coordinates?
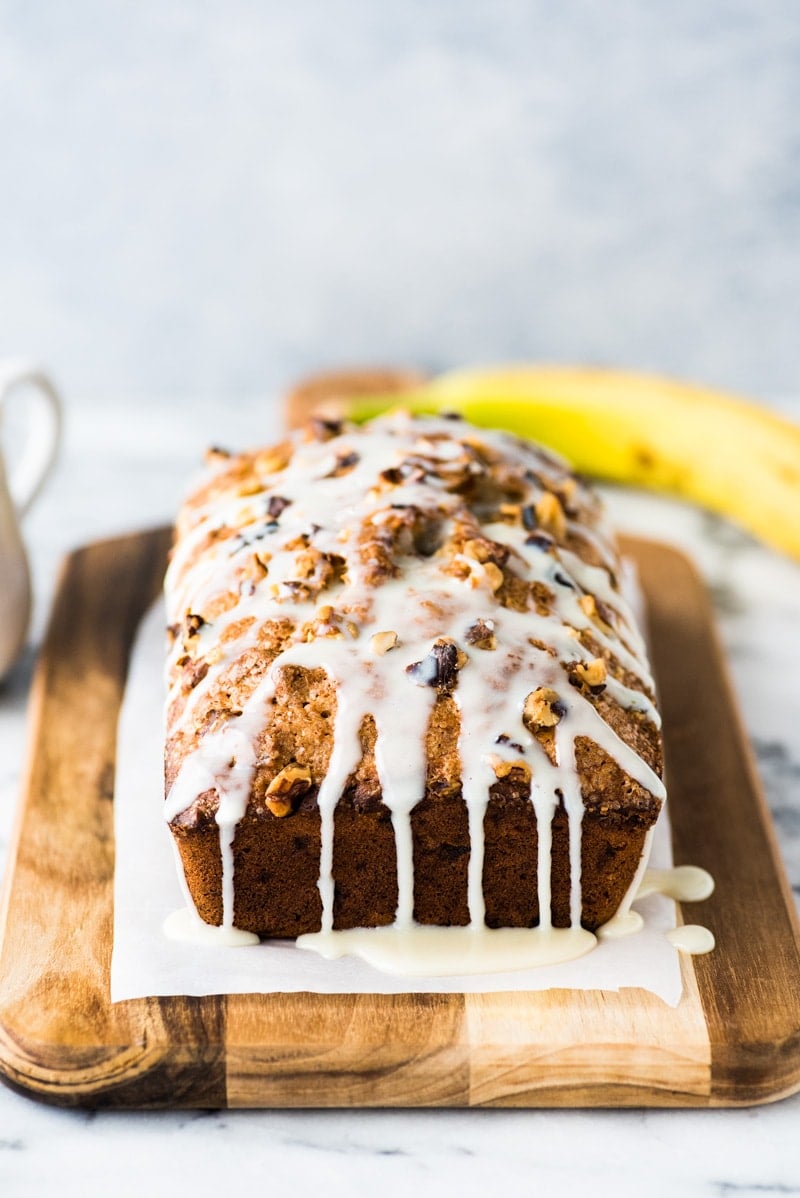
[164,412,664,938]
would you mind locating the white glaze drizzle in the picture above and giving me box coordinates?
[294,851,717,972]
[595,825,656,939]
[597,855,716,951]
[164,413,667,961]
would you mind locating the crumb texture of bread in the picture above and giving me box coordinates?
[164,412,665,939]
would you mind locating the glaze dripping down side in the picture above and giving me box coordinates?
[164,412,665,960]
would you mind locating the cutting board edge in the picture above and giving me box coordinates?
[2,529,800,1109]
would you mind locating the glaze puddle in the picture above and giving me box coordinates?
[666,925,716,955]
[163,907,259,946]
[296,923,597,976]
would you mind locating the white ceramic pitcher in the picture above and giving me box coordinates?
[0,361,62,681]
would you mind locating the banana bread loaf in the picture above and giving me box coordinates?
[164,412,664,941]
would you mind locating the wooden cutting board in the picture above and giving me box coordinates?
[1,528,799,1109]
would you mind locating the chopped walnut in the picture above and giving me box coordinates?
[180,612,207,654]
[579,593,614,633]
[556,476,580,515]
[184,612,205,638]
[307,416,344,442]
[498,502,521,523]
[183,658,209,691]
[324,450,360,478]
[535,491,567,541]
[487,754,532,784]
[243,553,269,586]
[294,546,323,580]
[577,657,607,686]
[465,618,497,650]
[255,442,292,475]
[265,762,313,816]
[523,687,567,729]
[461,534,510,568]
[371,630,399,655]
[447,557,475,586]
[236,480,264,498]
[463,538,491,563]
[483,561,504,592]
[297,606,345,642]
[570,657,608,695]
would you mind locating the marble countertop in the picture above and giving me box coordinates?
[1,395,799,1197]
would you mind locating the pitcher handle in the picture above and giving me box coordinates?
[0,360,63,517]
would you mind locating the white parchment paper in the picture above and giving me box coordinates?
[111,601,683,1005]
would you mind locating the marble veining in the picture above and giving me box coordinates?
[0,395,799,1195]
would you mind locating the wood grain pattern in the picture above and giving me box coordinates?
[636,537,800,1104]
[0,528,799,1108]
[465,954,710,1108]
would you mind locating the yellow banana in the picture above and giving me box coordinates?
[344,365,800,561]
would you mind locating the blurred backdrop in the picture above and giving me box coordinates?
[0,0,798,401]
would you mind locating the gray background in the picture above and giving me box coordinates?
[0,1,798,402]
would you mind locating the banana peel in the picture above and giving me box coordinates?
[341,365,800,562]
